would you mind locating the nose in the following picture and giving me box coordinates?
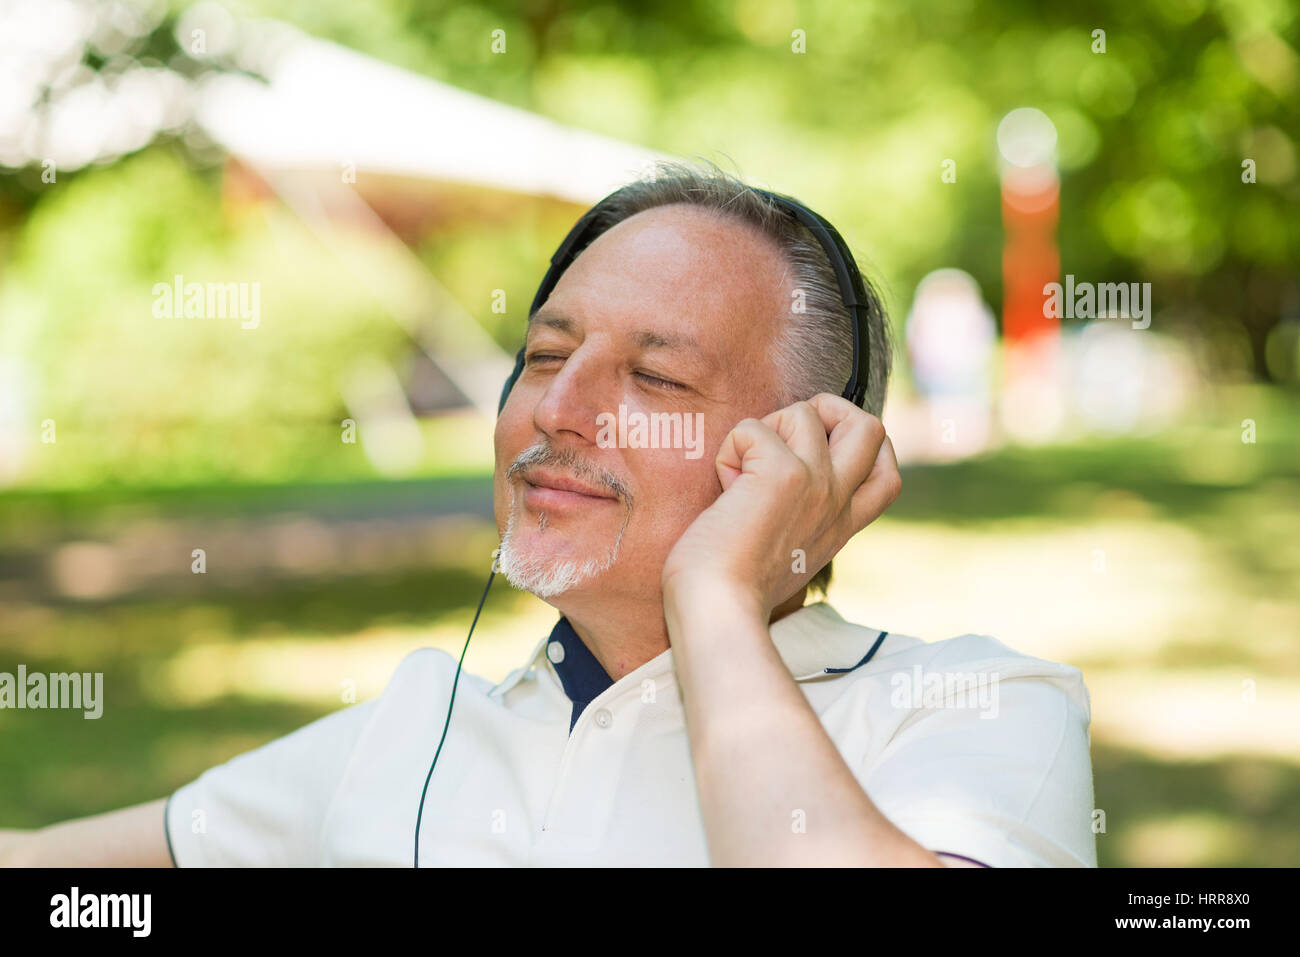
[531,346,614,445]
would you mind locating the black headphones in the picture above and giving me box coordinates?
[415,185,874,867]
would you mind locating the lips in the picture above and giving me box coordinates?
[519,467,620,513]
[522,468,616,500]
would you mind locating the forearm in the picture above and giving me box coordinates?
[0,828,36,867]
[666,586,943,867]
[0,799,173,867]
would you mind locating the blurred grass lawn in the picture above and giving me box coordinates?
[0,384,1296,866]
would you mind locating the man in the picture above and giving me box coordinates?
[0,162,1095,867]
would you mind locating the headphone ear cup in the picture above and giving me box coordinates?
[498,347,527,415]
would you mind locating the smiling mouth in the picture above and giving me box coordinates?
[521,474,619,510]
[517,463,623,510]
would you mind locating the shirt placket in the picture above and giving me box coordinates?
[537,685,627,843]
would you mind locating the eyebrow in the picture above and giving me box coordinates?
[528,310,700,353]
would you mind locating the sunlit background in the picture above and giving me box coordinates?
[1,0,1297,866]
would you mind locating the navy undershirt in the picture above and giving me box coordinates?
[544,616,615,733]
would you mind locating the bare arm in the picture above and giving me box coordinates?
[0,798,173,867]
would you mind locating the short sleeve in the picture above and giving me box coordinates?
[166,699,378,866]
[863,667,1097,868]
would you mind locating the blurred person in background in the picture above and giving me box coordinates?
[904,268,998,459]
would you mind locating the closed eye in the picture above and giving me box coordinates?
[527,354,686,392]
[636,371,686,392]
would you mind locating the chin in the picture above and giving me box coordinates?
[498,548,613,599]
[497,521,620,600]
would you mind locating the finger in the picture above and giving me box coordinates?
[806,393,887,502]
[759,401,831,473]
[848,434,901,530]
[715,417,803,491]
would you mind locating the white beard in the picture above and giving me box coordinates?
[497,498,628,599]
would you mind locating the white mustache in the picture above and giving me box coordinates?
[507,443,633,506]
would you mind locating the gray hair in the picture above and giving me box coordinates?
[567,159,892,417]
[553,159,894,596]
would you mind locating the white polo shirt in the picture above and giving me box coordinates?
[164,601,1097,867]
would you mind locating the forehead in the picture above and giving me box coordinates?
[534,204,789,364]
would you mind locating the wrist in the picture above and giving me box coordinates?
[663,573,767,629]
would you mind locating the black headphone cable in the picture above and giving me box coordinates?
[413,547,499,868]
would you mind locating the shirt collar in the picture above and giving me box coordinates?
[543,616,614,732]
[488,601,888,699]
[769,601,890,679]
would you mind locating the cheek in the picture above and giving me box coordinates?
[631,452,721,540]
[681,454,723,505]
[492,410,527,529]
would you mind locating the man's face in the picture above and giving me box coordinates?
[493,203,790,606]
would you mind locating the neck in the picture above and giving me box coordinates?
[555,586,811,682]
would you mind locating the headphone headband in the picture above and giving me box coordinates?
[499,185,872,413]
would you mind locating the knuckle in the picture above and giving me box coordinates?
[863,415,886,444]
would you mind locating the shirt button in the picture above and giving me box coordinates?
[593,707,613,729]
[547,641,565,663]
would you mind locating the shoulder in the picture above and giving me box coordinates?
[366,646,500,720]
[867,631,1091,719]
[805,603,1090,714]
[386,645,491,687]
[855,628,1094,786]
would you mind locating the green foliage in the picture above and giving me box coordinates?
[3,148,421,487]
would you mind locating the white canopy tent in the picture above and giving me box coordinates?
[194,29,670,205]
[193,23,673,421]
